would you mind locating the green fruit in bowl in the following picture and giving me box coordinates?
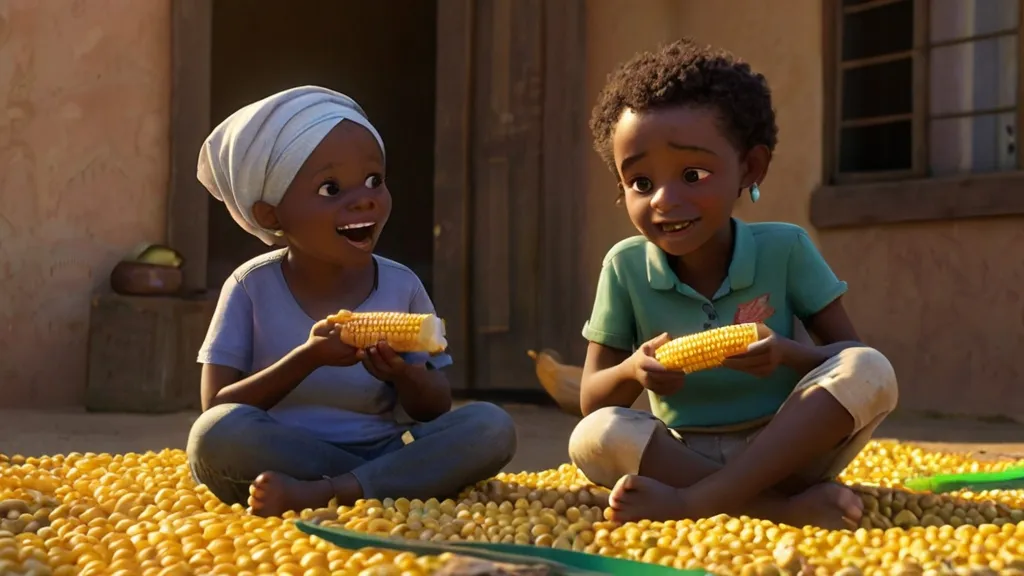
[126,243,185,268]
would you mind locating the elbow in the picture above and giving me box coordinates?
[408,403,450,423]
[579,371,638,416]
[579,383,602,417]
[427,396,453,420]
[204,389,262,412]
[406,393,451,422]
[201,393,219,412]
[203,393,229,412]
[579,395,595,417]
[580,396,607,418]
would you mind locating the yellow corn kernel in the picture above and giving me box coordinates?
[2,442,1024,575]
[654,323,759,373]
[326,310,448,354]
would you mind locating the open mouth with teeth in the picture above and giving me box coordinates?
[657,219,700,233]
[336,222,377,245]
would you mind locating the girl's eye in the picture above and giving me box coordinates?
[317,181,341,197]
[682,168,711,183]
[364,174,384,189]
[629,177,654,194]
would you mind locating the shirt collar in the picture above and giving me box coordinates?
[646,218,757,296]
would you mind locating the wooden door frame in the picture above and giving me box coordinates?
[433,0,589,390]
[168,0,213,294]
[431,0,474,391]
[539,0,590,368]
[168,0,590,390]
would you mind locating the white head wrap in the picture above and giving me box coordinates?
[197,85,386,245]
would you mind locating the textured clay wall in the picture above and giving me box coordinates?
[582,0,1021,418]
[820,220,1024,418]
[0,0,171,407]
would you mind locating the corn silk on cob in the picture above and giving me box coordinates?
[327,309,448,355]
[2,441,1024,575]
[655,323,760,373]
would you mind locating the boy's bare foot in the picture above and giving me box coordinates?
[784,481,863,530]
[248,471,362,517]
[605,474,863,528]
[606,474,694,522]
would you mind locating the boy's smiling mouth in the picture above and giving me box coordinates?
[656,218,700,234]
[336,221,377,250]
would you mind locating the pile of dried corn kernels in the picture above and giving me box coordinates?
[1,440,1023,576]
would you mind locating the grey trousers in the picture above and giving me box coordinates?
[187,402,518,505]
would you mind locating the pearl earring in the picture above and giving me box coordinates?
[749,183,761,203]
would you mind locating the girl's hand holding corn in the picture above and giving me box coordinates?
[358,341,418,383]
[629,333,687,396]
[300,319,362,367]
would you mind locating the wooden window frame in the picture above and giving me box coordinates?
[812,0,1024,229]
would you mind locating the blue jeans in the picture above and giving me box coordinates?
[186,402,518,505]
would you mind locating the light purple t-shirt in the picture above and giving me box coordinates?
[197,249,454,445]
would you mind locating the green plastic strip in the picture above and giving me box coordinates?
[296,521,709,576]
[903,467,1024,494]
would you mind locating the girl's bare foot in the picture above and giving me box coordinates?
[784,481,863,530]
[248,471,363,517]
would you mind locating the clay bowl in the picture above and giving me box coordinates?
[109,261,183,296]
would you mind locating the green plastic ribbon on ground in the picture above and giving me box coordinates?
[296,520,709,575]
[903,467,1024,494]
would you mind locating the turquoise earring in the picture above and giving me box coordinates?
[749,183,761,203]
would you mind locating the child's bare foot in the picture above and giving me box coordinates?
[606,474,694,522]
[248,472,363,517]
[784,481,863,530]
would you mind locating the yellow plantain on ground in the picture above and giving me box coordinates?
[528,324,763,417]
[1,440,1023,576]
[527,350,584,418]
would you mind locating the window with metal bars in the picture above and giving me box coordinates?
[830,0,1022,183]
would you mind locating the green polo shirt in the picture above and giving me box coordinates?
[583,219,848,428]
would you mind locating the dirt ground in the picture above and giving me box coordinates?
[1,403,1022,471]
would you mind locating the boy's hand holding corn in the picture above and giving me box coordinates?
[721,324,784,377]
[629,333,687,396]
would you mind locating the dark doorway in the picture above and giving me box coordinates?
[206,0,437,294]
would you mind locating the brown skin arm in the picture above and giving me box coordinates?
[200,345,319,411]
[778,297,862,376]
[689,296,865,511]
[579,342,644,416]
[391,367,452,422]
[578,298,858,417]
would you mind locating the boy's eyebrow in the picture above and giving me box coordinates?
[669,142,718,156]
[619,152,647,173]
[620,143,719,172]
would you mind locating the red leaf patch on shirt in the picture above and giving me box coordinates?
[733,294,775,324]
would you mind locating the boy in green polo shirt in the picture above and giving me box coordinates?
[568,39,898,530]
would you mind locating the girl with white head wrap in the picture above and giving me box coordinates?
[197,85,386,245]
[188,86,517,517]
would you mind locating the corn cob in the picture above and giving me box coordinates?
[326,309,448,354]
[654,322,759,373]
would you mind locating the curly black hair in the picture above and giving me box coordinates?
[590,38,779,174]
